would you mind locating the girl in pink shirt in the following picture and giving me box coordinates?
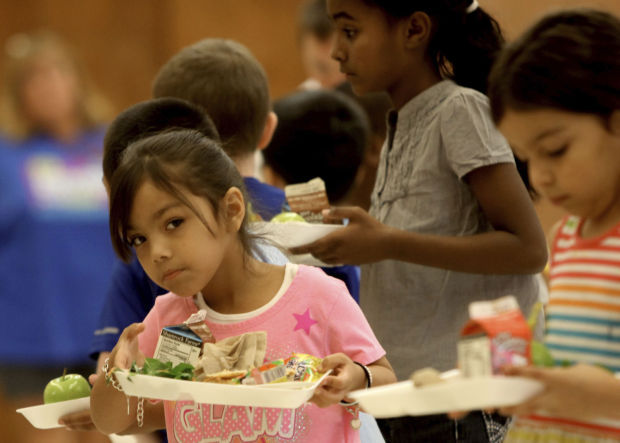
[90,128,396,442]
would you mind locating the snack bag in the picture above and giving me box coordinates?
[285,353,323,382]
[241,353,323,385]
[243,357,290,385]
[458,295,531,377]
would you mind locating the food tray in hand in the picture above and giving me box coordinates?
[252,221,344,267]
[17,396,90,429]
[252,221,343,249]
[349,374,543,418]
[114,370,330,409]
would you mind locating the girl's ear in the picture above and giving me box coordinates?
[609,110,620,136]
[221,187,246,232]
[403,11,433,49]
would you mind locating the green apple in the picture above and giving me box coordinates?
[270,212,306,223]
[531,341,555,367]
[43,370,91,404]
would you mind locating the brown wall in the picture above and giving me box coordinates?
[0,0,307,114]
[0,0,618,115]
[483,0,620,39]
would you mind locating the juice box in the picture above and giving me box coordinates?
[458,295,531,377]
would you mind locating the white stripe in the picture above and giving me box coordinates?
[552,276,620,290]
[554,249,620,262]
[560,218,579,234]
[551,262,620,277]
[546,334,620,353]
[556,238,576,249]
[602,237,620,247]
[547,304,620,321]
[546,319,619,335]
[550,290,620,307]
[548,348,620,368]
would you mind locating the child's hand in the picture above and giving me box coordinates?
[499,364,620,420]
[108,322,146,371]
[59,369,99,431]
[310,353,366,407]
[289,207,392,265]
[58,409,97,431]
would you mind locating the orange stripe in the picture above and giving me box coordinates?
[548,298,620,312]
[551,284,620,297]
[528,414,620,435]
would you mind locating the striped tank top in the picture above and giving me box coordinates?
[506,215,620,442]
[547,215,620,372]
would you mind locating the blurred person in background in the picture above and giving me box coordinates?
[262,88,370,304]
[263,88,369,209]
[335,82,391,211]
[297,0,345,90]
[0,30,114,443]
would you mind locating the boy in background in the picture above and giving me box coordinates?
[262,88,370,302]
[153,38,286,220]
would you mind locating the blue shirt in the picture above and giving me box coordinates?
[243,176,286,220]
[245,176,360,300]
[0,129,116,366]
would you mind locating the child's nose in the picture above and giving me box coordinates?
[331,41,345,62]
[529,162,554,188]
[151,240,171,263]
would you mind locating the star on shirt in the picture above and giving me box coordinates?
[293,308,317,335]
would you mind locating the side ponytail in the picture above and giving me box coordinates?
[362,0,504,93]
[432,5,504,93]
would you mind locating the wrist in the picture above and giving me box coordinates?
[378,225,400,261]
[354,361,372,389]
[339,361,372,406]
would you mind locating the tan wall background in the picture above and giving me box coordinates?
[1,0,618,115]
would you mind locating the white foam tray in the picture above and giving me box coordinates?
[114,370,329,409]
[350,374,543,418]
[252,221,344,266]
[17,396,90,429]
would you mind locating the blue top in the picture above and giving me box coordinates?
[322,265,360,303]
[0,130,116,366]
[244,176,360,300]
[243,176,286,220]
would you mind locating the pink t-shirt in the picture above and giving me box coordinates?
[139,264,385,443]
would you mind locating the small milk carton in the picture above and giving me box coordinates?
[153,310,215,366]
[458,295,531,377]
[153,324,203,366]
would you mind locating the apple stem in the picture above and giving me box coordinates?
[62,367,67,380]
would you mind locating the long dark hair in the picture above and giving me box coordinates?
[488,9,620,124]
[109,129,254,262]
[362,0,504,93]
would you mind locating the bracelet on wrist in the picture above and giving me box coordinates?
[354,361,373,389]
[339,361,372,407]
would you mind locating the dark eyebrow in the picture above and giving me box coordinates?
[151,202,183,222]
[332,11,356,21]
[530,126,564,144]
[127,202,183,231]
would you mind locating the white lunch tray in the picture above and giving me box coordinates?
[251,221,344,266]
[17,396,90,429]
[114,370,330,409]
[350,373,543,418]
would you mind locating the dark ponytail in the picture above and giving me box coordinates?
[362,0,504,93]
